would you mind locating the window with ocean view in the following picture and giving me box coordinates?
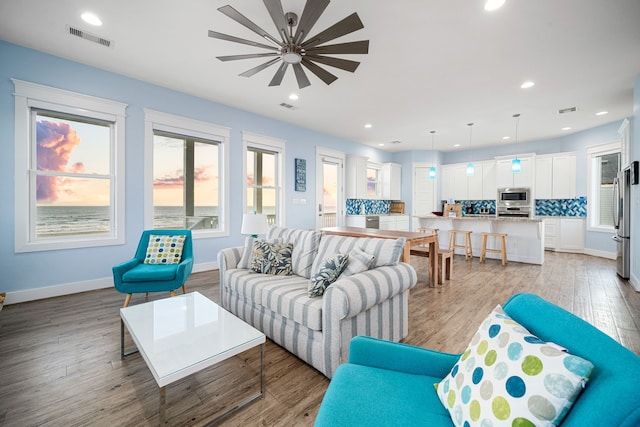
[243,132,285,226]
[13,79,127,252]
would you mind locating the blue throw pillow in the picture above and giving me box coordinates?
[308,253,349,297]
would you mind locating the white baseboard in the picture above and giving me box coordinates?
[630,272,640,292]
[583,248,617,260]
[4,261,219,305]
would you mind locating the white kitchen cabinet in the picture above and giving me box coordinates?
[452,165,468,200]
[345,215,366,228]
[379,215,409,231]
[441,165,456,201]
[396,215,410,231]
[542,217,558,250]
[496,157,533,189]
[381,163,402,200]
[346,155,368,199]
[559,218,584,252]
[482,161,496,200]
[467,162,484,200]
[535,154,576,199]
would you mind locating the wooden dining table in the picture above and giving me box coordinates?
[321,226,439,286]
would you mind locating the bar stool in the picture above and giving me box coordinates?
[448,230,473,260]
[480,232,508,266]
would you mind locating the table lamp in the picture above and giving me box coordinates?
[241,212,268,238]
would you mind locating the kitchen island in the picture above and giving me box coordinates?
[415,215,544,265]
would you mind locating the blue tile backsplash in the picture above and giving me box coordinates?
[535,197,587,217]
[346,199,392,215]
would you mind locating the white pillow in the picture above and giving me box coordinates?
[341,247,375,277]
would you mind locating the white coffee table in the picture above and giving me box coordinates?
[120,292,266,425]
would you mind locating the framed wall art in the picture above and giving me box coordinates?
[295,158,306,192]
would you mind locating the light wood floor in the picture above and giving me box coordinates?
[1,252,639,426]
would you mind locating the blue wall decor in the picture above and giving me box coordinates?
[295,158,306,192]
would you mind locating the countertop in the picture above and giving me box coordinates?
[415,215,542,223]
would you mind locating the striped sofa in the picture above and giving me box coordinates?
[217,226,418,378]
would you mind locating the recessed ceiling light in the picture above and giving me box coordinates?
[378,143,385,147]
[364,123,372,129]
[81,12,103,26]
[562,127,572,131]
[453,144,461,147]
[596,111,608,116]
[484,0,506,11]
[502,136,511,140]
[288,93,299,100]
[520,80,535,89]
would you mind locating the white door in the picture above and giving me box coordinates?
[413,163,437,230]
[316,148,345,229]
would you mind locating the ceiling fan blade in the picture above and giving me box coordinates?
[305,55,360,72]
[263,0,289,44]
[292,63,311,89]
[302,13,364,49]
[269,62,289,86]
[239,58,281,77]
[301,58,338,85]
[217,5,282,46]
[293,0,330,45]
[208,30,279,51]
[217,53,280,62]
[305,40,369,55]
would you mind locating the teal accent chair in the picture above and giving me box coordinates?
[315,293,640,427]
[112,229,193,307]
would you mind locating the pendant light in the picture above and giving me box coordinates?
[466,122,474,176]
[429,130,437,179]
[511,113,521,173]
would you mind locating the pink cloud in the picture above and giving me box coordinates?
[36,120,82,202]
[154,166,211,189]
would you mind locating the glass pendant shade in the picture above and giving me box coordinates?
[429,166,436,179]
[429,130,437,179]
[466,162,475,176]
[512,158,521,173]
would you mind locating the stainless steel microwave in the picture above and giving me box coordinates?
[497,187,530,206]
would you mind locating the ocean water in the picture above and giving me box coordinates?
[36,206,219,235]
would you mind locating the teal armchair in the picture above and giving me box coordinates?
[316,293,640,426]
[112,229,193,307]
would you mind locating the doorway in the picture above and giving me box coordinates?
[412,163,438,230]
[316,148,345,229]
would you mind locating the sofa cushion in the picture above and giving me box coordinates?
[250,241,293,275]
[144,234,186,264]
[308,253,349,297]
[238,236,282,269]
[261,277,324,331]
[312,235,405,274]
[436,305,594,427]
[122,264,178,282]
[266,226,321,279]
[341,247,375,277]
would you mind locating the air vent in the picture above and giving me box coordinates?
[279,102,296,110]
[391,140,402,144]
[68,26,112,47]
[558,106,577,114]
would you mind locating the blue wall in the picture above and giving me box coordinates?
[0,41,390,297]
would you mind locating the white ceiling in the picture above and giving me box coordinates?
[1,0,639,152]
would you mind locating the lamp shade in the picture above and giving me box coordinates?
[512,158,521,173]
[241,213,268,237]
[429,167,436,179]
[466,162,475,176]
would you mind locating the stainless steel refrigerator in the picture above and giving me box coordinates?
[612,167,631,279]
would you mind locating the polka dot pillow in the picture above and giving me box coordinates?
[435,305,594,427]
[144,234,186,264]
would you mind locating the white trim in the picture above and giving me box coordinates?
[2,262,218,305]
[242,131,286,226]
[583,248,616,260]
[144,109,231,238]
[586,139,621,232]
[13,79,127,252]
[316,147,346,228]
[630,271,640,293]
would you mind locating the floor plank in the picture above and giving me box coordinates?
[0,251,638,426]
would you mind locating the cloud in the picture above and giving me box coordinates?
[36,120,82,202]
[153,166,212,189]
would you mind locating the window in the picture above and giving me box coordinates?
[13,79,127,252]
[243,132,285,226]
[366,164,381,198]
[587,141,621,231]
[145,110,229,238]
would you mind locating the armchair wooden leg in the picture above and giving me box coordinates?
[181,284,187,294]
[123,294,132,308]
[170,290,176,297]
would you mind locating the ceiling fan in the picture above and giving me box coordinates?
[208,0,369,89]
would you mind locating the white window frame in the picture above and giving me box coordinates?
[144,109,230,238]
[242,131,286,226]
[587,140,621,233]
[13,79,127,252]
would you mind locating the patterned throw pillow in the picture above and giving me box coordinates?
[341,247,375,277]
[308,253,349,297]
[250,240,294,276]
[435,305,594,427]
[238,237,282,269]
[144,234,186,264]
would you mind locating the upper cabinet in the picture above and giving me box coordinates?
[441,161,495,201]
[619,118,630,167]
[482,161,496,200]
[346,155,368,199]
[496,156,534,189]
[381,163,402,200]
[535,153,576,199]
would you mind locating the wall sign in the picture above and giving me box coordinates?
[295,158,306,192]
